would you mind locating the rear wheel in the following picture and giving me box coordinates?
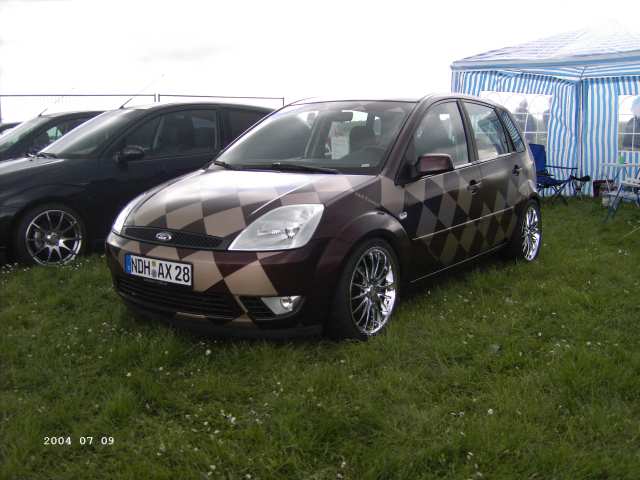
[327,238,400,340]
[504,199,541,261]
[14,203,86,266]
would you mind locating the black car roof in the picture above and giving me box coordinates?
[40,110,103,119]
[123,102,274,113]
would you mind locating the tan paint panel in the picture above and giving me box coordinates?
[166,202,204,230]
[204,207,247,238]
[223,260,278,296]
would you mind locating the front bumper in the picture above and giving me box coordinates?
[105,232,335,337]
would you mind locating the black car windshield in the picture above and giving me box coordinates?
[214,101,414,175]
[0,117,49,153]
[42,109,141,158]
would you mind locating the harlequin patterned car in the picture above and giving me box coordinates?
[106,95,541,340]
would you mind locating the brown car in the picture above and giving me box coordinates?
[106,95,541,340]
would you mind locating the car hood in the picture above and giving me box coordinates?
[0,156,66,175]
[128,168,376,239]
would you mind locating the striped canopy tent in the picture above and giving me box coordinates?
[451,22,640,193]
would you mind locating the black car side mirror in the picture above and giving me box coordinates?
[416,153,454,177]
[116,145,145,164]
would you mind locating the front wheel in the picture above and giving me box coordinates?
[14,203,86,266]
[504,199,542,262]
[327,238,400,340]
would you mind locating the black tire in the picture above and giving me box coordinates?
[13,203,87,266]
[503,199,542,262]
[326,238,400,341]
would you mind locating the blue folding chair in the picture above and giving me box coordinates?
[529,143,588,204]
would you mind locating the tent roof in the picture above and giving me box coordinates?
[452,22,640,71]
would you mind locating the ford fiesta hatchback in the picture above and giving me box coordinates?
[106,95,541,340]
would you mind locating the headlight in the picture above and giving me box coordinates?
[229,204,324,251]
[111,193,147,235]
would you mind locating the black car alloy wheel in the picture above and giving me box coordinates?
[16,204,85,266]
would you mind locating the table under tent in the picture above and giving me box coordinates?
[451,22,640,197]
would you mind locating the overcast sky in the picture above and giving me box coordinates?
[0,0,638,120]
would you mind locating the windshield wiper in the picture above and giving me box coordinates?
[269,162,338,174]
[211,159,237,170]
[35,152,58,159]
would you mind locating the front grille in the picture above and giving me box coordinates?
[116,276,241,319]
[240,296,276,319]
[123,227,222,250]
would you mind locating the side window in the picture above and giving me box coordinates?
[498,109,525,153]
[122,116,162,154]
[227,109,266,141]
[464,102,510,161]
[154,110,218,156]
[411,102,469,167]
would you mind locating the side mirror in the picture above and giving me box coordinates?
[416,153,454,176]
[116,145,145,163]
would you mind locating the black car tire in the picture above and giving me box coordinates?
[14,203,87,266]
[327,238,400,341]
[504,199,542,262]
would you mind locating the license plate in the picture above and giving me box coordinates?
[125,254,192,287]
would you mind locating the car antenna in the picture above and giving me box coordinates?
[37,92,69,117]
[119,73,165,109]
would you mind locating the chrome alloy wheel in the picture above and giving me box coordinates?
[349,247,397,335]
[522,205,541,261]
[25,210,83,265]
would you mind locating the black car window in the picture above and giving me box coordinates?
[464,102,510,161]
[410,102,469,167]
[227,109,266,143]
[153,110,218,156]
[42,109,142,158]
[498,109,526,153]
[122,116,162,153]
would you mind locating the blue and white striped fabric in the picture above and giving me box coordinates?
[451,23,640,195]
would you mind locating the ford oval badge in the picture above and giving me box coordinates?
[156,232,172,242]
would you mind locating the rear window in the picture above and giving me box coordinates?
[227,109,268,142]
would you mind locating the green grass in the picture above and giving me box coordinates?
[1,200,640,479]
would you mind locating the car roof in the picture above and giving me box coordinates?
[290,95,423,105]
[287,93,509,108]
[123,102,274,113]
[40,110,103,118]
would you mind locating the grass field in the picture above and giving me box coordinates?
[1,200,640,479]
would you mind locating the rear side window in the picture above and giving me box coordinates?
[464,102,510,161]
[498,109,525,153]
[154,110,218,156]
[227,109,266,140]
[410,102,469,167]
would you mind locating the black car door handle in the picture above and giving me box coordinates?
[467,180,482,194]
[512,165,521,176]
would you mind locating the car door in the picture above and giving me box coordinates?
[461,101,520,248]
[95,113,169,240]
[401,101,486,277]
[156,108,220,178]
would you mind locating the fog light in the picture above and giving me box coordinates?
[261,295,302,315]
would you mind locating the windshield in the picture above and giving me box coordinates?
[0,117,49,153]
[214,101,414,175]
[42,109,141,158]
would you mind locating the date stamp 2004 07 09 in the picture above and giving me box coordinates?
[43,436,115,446]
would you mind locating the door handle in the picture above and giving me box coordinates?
[512,165,521,176]
[467,180,482,194]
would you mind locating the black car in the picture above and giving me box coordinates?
[0,111,102,161]
[0,102,272,265]
[0,122,20,136]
